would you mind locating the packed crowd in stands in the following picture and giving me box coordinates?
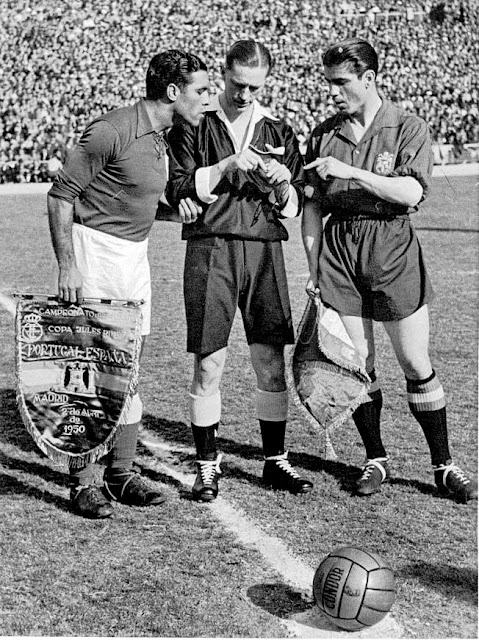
[1,0,477,182]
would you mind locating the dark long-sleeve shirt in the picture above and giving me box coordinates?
[305,99,433,217]
[49,100,167,242]
[166,99,304,242]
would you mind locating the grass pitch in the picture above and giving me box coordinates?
[0,174,477,638]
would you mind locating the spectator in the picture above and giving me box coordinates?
[0,0,477,182]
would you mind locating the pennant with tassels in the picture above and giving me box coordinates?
[288,296,371,460]
[15,295,142,467]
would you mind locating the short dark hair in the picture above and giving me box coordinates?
[225,40,273,74]
[146,50,207,100]
[323,39,378,77]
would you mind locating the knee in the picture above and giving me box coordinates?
[193,353,224,393]
[399,354,432,380]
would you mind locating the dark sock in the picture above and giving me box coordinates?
[352,370,387,459]
[69,463,96,488]
[192,423,218,461]
[407,371,451,466]
[260,420,286,458]
[105,422,140,477]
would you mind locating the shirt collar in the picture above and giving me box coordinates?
[358,99,404,143]
[136,99,157,137]
[206,94,279,124]
[336,99,402,144]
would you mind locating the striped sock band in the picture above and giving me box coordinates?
[407,370,446,412]
[407,371,450,465]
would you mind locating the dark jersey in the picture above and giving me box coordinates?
[305,100,433,217]
[166,100,304,242]
[49,100,167,242]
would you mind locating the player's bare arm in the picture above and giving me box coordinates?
[304,156,423,207]
[47,194,83,304]
[301,197,323,298]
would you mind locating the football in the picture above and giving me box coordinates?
[313,546,395,631]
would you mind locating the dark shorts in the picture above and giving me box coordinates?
[184,237,294,354]
[319,216,434,321]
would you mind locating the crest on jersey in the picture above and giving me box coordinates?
[375,151,394,175]
[15,296,142,466]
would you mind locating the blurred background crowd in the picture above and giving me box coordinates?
[1,0,477,182]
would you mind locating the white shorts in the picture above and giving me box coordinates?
[72,223,151,335]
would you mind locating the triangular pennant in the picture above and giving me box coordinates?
[15,295,142,467]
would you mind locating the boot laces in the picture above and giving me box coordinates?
[104,471,140,499]
[197,457,221,484]
[72,485,103,504]
[360,458,387,481]
[275,457,301,479]
[444,463,470,486]
[361,464,375,480]
[71,485,91,501]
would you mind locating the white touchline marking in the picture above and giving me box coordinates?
[139,431,402,638]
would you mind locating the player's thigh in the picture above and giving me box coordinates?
[317,219,364,317]
[363,218,434,322]
[382,304,432,379]
[338,313,375,372]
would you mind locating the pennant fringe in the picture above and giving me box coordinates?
[15,297,143,468]
[287,297,370,461]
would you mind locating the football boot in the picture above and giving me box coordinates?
[262,452,313,494]
[70,485,114,519]
[192,454,222,502]
[103,470,166,506]
[434,461,478,504]
[355,457,390,496]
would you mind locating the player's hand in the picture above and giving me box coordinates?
[258,158,292,186]
[224,149,267,174]
[178,197,202,224]
[304,156,354,181]
[306,277,321,300]
[58,265,83,304]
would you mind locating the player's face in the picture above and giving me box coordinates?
[174,70,211,126]
[324,63,369,118]
[222,63,269,115]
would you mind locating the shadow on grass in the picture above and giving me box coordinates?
[141,412,439,497]
[0,388,40,454]
[0,393,439,505]
[0,450,68,486]
[0,387,72,512]
[247,583,311,618]
[400,562,478,605]
[0,472,70,512]
[141,413,193,447]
